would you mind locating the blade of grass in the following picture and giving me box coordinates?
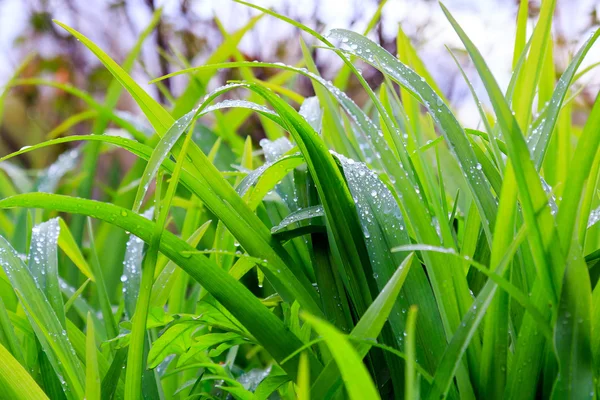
[302,313,380,400]
[0,342,48,400]
[0,194,324,381]
[85,313,101,400]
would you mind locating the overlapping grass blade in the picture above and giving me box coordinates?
[0,192,322,381]
[324,28,497,241]
[0,342,48,400]
[0,236,85,399]
[302,313,380,400]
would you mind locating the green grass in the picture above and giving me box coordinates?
[0,1,599,398]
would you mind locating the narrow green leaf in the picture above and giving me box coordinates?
[85,313,101,400]
[0,342,48,400]
[302,313,380,400]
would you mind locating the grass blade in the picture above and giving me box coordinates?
[0,342,48,400]
[302,313,380,400]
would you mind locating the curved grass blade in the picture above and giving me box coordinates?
[528,29,600,169]
[311,254,415,398]
[302,313,380,400]
[0,236,85,399]
[325,28,497,240]
[236,154,305,211]
[27,218,65,328]
[441,2,563,304]
[132,84,282,212]
[53,21,173,134]
[0,342,49,400]
[72,6,163,246]
[2,139,323,317]
[0,193,322,381]
[271,206,324,236]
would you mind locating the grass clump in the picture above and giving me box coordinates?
[0,1,599,399]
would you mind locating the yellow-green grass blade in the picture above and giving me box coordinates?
[85,313,101,400]
[0,342,48,400]
[53,21,173,135]
[441,1,563,304]
[512,0,556,131]
[512,0,529,69]
[71,6,163,248]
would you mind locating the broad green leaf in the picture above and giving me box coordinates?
[147,320,198,369]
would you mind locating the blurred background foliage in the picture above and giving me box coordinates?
[1,0,599,178]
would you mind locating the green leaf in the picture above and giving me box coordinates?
[325,28,497,242]
[85,313,101,400]
[53,21,173,135]
[551,249,594,399]
[148,320,198,368]
[311,254,415,398]
[0,342,48,400]
[0,236,85,399]
[0,193,322,381]
[302,313,380,400]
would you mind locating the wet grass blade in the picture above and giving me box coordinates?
[311,254,415,398]
[0,342,48,400]
[302,313,380,400]
[85,313,101,400]
[325,28,497,242]
[0,193,322,381]
[0,236,85,399]
[551,251,594,399]
[441,2,563,304]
